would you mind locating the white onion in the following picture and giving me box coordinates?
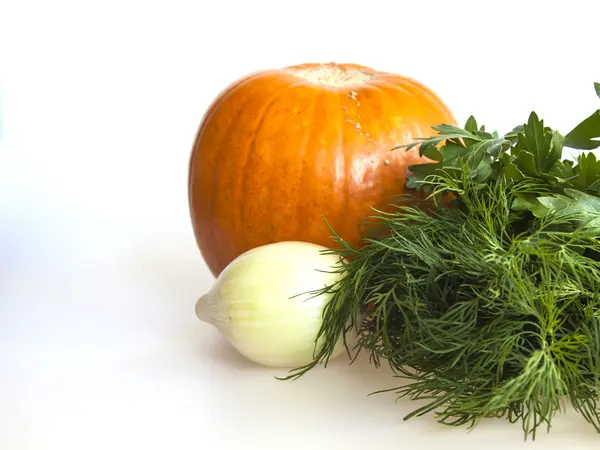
[195,241,347,368]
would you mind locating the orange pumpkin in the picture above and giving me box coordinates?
[189,62,456,276]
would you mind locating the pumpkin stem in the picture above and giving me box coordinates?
[284,63,376,87]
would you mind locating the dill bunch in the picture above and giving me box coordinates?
[289,173,600,438]
[286,83,600,438]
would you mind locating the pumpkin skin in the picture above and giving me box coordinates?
[189,63,456,276]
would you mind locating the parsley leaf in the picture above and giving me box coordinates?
[564,110,600,150]
[563,82,600,150]
[512,193,549,218]
[571,152,600,191]
[538,188,600,226]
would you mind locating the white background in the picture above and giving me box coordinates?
[1,1,599,449]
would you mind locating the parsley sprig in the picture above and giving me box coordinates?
[405,82,600,218]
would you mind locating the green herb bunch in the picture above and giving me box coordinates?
[286,83,600,439]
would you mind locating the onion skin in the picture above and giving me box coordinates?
[195,241,348,368]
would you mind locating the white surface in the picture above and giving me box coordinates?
[1,1,599,449]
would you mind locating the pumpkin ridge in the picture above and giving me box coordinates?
[292,89,326,240]
[197,72,267,135]
[371,80,415,146]
[366,84,402,238]
[356,83,394,195]
[188,76,261,231]
[338,84,376,242]
[373,79,442,148]
[206,81,270,267]
[237,80,304,254]
[386,76,455,126]
[335,90,349,245]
